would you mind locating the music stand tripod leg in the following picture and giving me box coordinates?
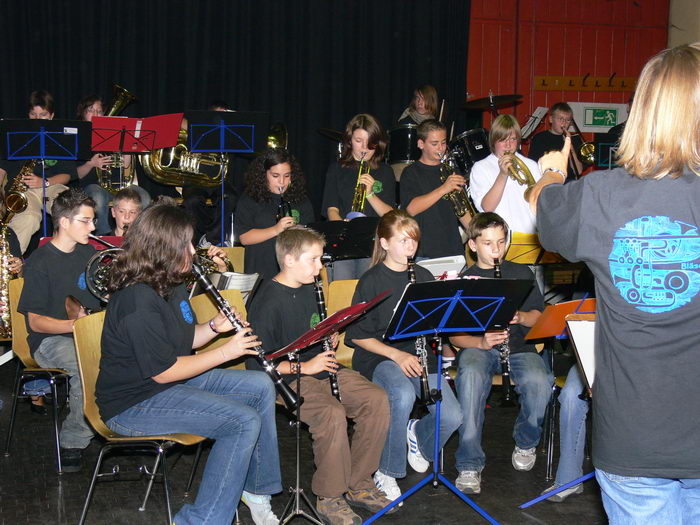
[363,341,501,525]
[279,352,325,525]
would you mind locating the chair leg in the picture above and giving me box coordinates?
[79,445,109,525]
[185,441,204,496]
[139,444,164,512]
[544,390,558,482]
[3,360,22,457]
[161,450,173,525]
[50,379,63,474]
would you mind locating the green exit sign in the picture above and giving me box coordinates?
[584,107,618,127]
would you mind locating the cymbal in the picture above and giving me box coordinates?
[317,128,343,142]
[461,94,523,110]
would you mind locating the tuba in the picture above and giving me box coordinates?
[503,151,537,201]
[346,151,369,220]
[96,84,138,194]
[439,153,477,218]
[140,128,228,187]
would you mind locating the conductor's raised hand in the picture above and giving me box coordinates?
[529,136,571,215]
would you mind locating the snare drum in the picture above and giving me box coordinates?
[448,128,490,175]
[388,124,420,164]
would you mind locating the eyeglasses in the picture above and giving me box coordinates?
[72,217,97,226]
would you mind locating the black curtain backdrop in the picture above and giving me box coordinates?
[1,0,470,215]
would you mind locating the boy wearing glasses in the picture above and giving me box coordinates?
[527,102,583,181]
[18,188,101,472]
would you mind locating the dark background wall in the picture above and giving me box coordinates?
[1,0,471,214]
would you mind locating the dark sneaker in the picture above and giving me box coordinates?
[60,448,83,473]
[316,496,361,525]
[345,486,397,514]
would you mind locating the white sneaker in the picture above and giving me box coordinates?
[406,419,430,473]
[241,491,279,525]
[541,483,584,502]
[373,471,403,506]
[455,470,481,494]
[512,446,537,471]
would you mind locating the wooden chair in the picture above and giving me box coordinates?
[73,311,206,525]
[4,278,70,473]
[221,246,245,274]
[326,279,359,368]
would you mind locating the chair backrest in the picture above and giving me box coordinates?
[8,278,38,368]
[189,289,247,369]
[72,311,115,438]
[221,247,245,274]
[327,279,359,368]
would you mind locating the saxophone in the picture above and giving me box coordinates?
[407,256,436,405]
[2,159,35,224]
[313,276,341,401]
[0,225,16,338]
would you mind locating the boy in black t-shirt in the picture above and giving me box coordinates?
[18,188,102,472]
[247,226,393,525]
[108,187,142,236]
[449,212,551,495]
[527,102,584,181]
[400,119,469,259]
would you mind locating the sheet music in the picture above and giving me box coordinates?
[521,107,548,140]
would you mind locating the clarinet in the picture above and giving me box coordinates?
[313,276,342,402]
[493,258,514,405]
[407,257,436,405]
[191,263,301,411]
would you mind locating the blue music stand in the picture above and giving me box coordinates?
[365,278,533,525]
[185,110,270,246]
[0,119,91,237]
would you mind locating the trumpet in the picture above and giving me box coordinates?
[503,151,537,201]
[439,153,477,218]
[347,151,369,220]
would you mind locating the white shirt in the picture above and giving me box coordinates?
[469,152,542,234]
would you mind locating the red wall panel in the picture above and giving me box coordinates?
[467,0,670,130]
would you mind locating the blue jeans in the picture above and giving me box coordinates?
[372,360,462,478]
[84,184,151,235]
[34,335,94,449]
[555,365,589,486]
[596,468,700,525]
[454,348,552,472]
[330,258,371,281]
[107,369,282,525]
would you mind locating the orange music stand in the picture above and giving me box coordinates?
[525,297,596,341]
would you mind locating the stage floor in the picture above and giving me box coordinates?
[0,352,607,525]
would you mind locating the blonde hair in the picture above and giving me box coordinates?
[275,225,325,268]
[488,114,521,151]
[617,43,700,179]
[371,209,420,266]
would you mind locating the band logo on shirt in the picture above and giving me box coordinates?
[77,272,88,291]
[310,312,320,329]
[608,216,700,313]
[372,180,383,195]
[291,209,300,224]
[180,300,194,324]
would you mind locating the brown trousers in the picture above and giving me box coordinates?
[295,368,389,498]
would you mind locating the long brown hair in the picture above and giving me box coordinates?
[371,209,420,266]
[244,147,308,204]
[617,43,700,179]
[107,203,194,298]
[410,85,438,116]
[339,113,388,169]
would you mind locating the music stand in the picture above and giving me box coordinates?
[186,110,270,246]
[366,278,533,525]
[0,119,91,236]
[308,218,379,267]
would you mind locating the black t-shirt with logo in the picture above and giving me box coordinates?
[96,283,196,422]
[234,193,315,279]
[246,279,337,382]
[538,167,700,478]
[321,161,396,218]
[18,242,100,354]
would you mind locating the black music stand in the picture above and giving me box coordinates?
[186,110,270,246]
[365,278,532,525]
[0,119,91,236]
[309,218,379,270]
